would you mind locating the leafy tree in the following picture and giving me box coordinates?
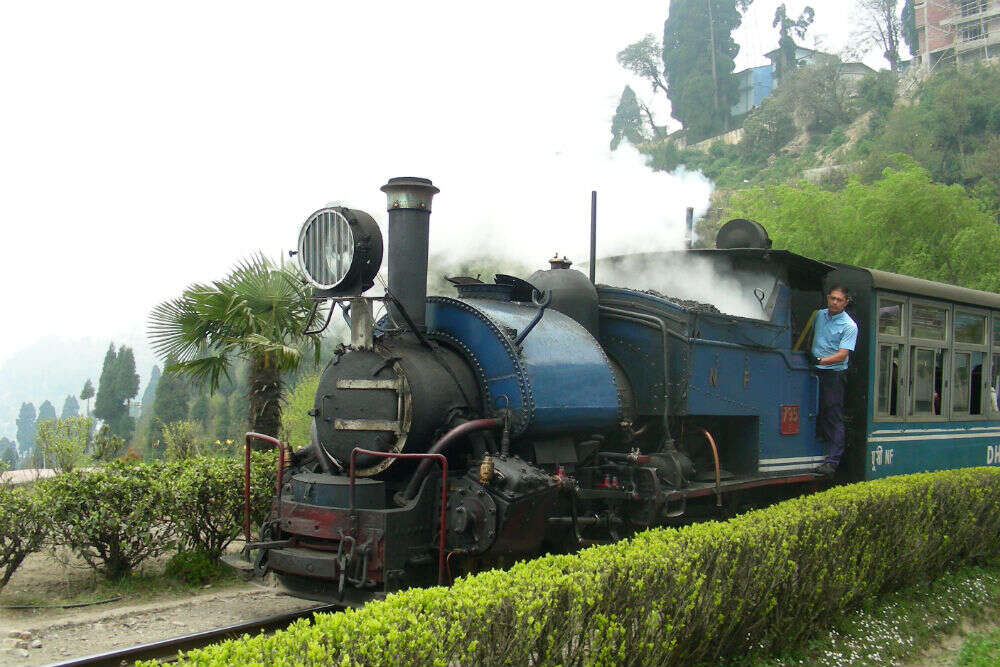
[91,424,129,462]
[611,85,649,150]
[740,98,796,160]
[37,400,57,423]
[858,70,898,118]
[780,55,857,133]
[15,403,36,458]
[723,165,1000,291]
[36,416,92,473]
[861,66,1000,197]
[0,438,17,470]
[772,4,815,80]
[61,394,80,419]
[140,365,161,417]
[615,36,668,139]
[663,0,743,141]
[93,343,140,441]
[853,0,904,71]
[162,421,202,461]
[79,378,95,416]
[149,256,320,445]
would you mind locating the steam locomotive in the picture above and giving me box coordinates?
[238,176,1000,603]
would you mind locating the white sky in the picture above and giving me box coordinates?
[0,1,879,369]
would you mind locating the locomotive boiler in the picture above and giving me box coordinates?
[240,177,844,603]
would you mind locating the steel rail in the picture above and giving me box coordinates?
[46,603,343,667]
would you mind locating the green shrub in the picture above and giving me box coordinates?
[0,483,49,590]
[165,550,227,585]
[92,423,129,462]
[163,420,202,461]
[149,468,1000,667]
[39,462,174,580]
[164,452,277,559]
[741,99,796,161]
[36,416,92,473]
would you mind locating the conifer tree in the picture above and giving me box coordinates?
[663,0,744,141]
[140,365,161,417]
[61,395,80,419]
[93,343,140,441]
[80,379,95,416]
[149,365,191,449]
[15,402,36,457]
[37,400,57,423]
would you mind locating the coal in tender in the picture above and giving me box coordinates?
[639,288,722,314]
[599,285,723,314]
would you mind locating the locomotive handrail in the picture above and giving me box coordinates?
[601,303,810,372]
[690,427,722,507]
[349,448,449,585]
[243,433,289,544]
[514,289,551,346]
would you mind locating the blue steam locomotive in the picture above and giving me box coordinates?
[240,177,1000,602]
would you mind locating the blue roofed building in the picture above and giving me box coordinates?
[730,64,775,116]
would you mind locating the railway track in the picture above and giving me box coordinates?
[46,603,344,667]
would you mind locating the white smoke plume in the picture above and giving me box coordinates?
[597,253,780,321]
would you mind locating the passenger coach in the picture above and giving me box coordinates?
[827,265,1000,481]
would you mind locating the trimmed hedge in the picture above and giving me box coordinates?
[41,461,174,579]
[164,454,278,558]
[0,482,49,589]
[0,451,278,588]
[149,468,1000,667]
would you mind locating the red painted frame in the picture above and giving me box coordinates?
[243,432,288,543]
[349,448,448,585]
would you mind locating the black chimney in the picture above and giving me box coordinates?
[380,177,439,331]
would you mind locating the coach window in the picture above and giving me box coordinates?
[990,315,1000,417]
[875,298,906,418]
[909,301,948,417]
[952,309,987,417]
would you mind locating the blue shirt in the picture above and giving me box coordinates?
[812,308,858,371]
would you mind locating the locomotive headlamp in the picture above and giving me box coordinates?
[296,207,383,297]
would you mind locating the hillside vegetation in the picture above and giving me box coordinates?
[627,61,1000,291]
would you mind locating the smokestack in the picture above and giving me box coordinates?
[685,207,694,249]
[381,176,439,331]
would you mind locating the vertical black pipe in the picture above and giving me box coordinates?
[589,190,597,284]
[380,177,439,331]
[686,207,694,249]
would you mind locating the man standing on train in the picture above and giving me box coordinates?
[812,285,858,477]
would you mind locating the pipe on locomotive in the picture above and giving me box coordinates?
[381,176,440,331]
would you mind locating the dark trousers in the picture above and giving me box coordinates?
[818,370,848,466]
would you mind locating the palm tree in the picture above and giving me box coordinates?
[148,255,320,446]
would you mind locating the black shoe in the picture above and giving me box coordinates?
[815,463,836,476]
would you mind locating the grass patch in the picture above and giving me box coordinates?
[0,553,242,610]
[957,627,1000,667]
[751,560,1000,667]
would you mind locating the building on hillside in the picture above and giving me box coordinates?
[915,0,1000,68]
[729,46,874,118]
[764,44,825,73]
[731,65,775,116]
